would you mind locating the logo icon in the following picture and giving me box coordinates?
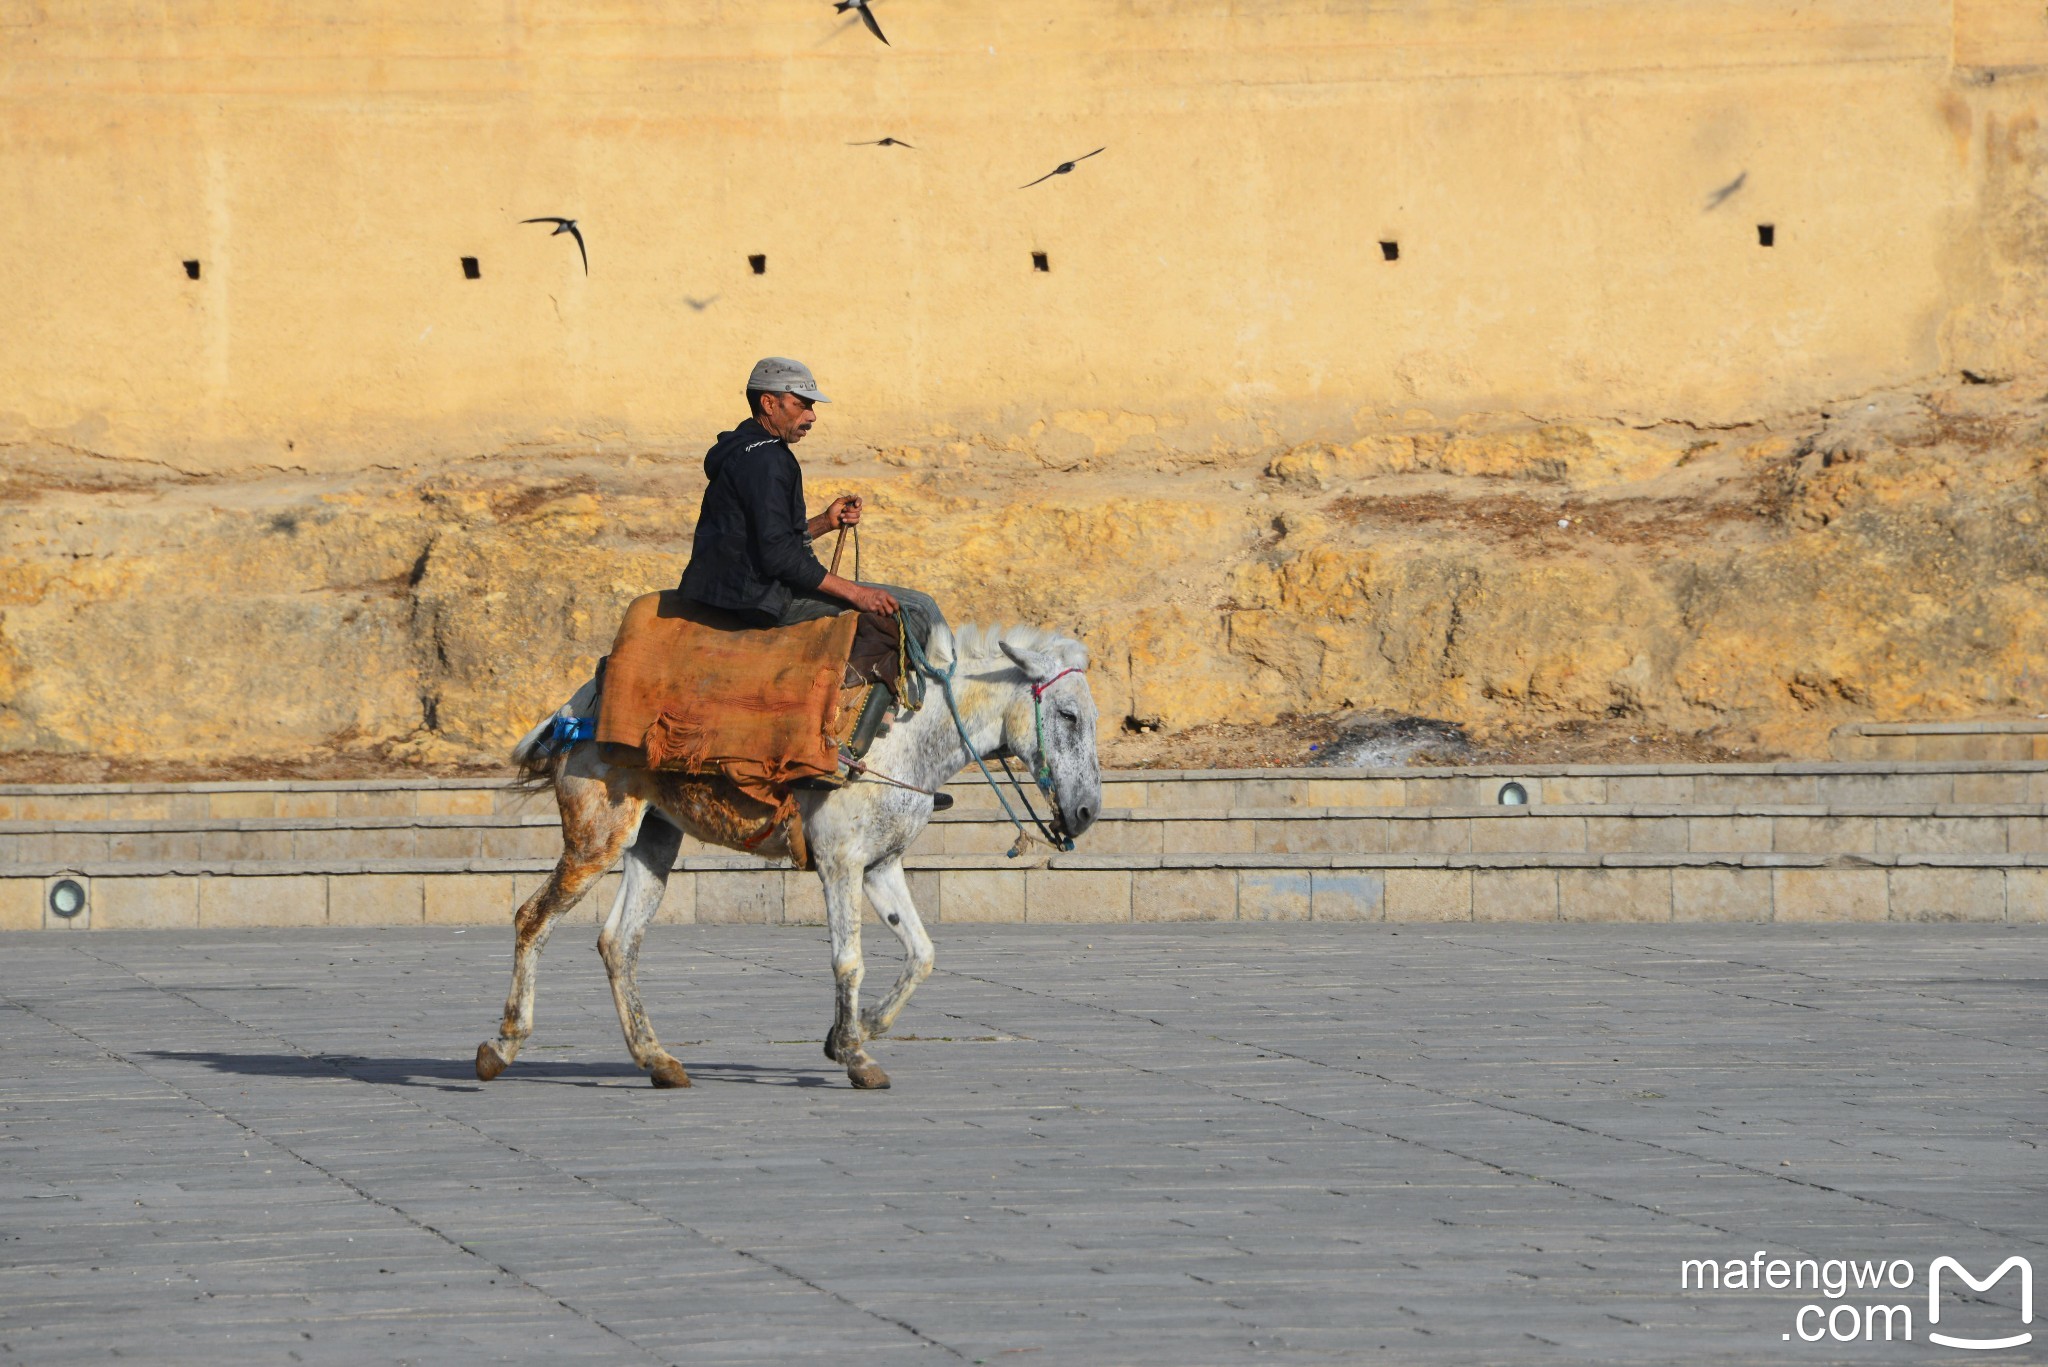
[1928,1256,2032,1351]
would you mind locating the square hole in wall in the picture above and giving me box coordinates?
[749,254,767,275]
[183,259,201,280]
[1379,241,1399,262]
[1032,251,1049,272]
[1757,223,1775,247]
[461,256,481,279]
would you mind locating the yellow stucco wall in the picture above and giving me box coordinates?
[1,1,2038,471]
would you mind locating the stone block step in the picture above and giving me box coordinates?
[9,765,2048,929]
[1831,720,2048,762]
[7,850,2044,932]
[5,760,2047,823]
[7,802,2047,866]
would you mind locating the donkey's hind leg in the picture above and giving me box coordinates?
[475,771,645,1081]
[858,856,934,1042]
[596,815,691,1088]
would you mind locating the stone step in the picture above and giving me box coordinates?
[9,765,2048,930]
[5,760,2047,822]
[7,802,2046,865]
[7,849,2043,932]
[1830,720,2048,762]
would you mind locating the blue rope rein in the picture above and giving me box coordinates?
[903,631,1074,855]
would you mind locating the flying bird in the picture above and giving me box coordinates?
[849,137,915,149]
[1021,148,1105,189]
[683,294,720,312]
[1704,171,1747,210]
[520,217,587,274]
[834,0,888,46]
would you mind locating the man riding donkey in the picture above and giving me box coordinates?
[478,355,1102,1090]
[675,356,951,804]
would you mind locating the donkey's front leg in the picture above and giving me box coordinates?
[597,816,690,1088]
[818,860,889,1089]
[859,855,934,1042]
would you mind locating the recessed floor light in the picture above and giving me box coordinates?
[49,878,86,919]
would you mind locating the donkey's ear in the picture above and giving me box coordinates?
[924,620,957,672]
[1000,640,1058,684]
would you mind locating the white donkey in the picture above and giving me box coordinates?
[476,623,1101,1090]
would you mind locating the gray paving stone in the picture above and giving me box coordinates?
[0,925,2040,1365]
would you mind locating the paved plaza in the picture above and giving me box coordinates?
[2,923,2042,1364]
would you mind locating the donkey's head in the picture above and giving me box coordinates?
[996,630,1103,841]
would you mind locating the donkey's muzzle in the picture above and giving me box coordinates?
[1054,801,1097,842]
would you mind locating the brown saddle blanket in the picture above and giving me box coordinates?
[594,592,899,816]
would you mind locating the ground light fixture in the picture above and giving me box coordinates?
[48,877,86,919]
[1497,781,1529,806]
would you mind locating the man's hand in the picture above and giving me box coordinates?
[817,571,898,616]
[848,584,899,616]
[809,495,863,539]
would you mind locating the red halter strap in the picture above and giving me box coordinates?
[1030,667,1084,699]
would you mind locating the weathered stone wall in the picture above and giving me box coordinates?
[6,382,2045,767]
[2,2,2043,467]
[3,4,2046,771]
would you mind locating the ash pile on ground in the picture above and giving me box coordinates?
[1103,711,1754,771]
[1309,714,1471,767]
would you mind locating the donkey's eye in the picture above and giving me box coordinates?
[1057,708,1079,723]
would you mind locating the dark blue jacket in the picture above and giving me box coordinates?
[676,418,827,623]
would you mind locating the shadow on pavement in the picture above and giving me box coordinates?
[139,1050,835,1090]
[675,1061,833,1087]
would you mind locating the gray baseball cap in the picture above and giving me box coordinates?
[746,356,831,402]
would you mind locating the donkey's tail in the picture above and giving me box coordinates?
[509,673,602,791]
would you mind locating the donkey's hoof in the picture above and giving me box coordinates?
[475,1042,508,1082]
[648,1057,692,1089]
[847,1060,891,1090]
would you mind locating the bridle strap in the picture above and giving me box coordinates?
[1030,667,1084,699]
[902,633,1077,855]
[1028,666,1085,793]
